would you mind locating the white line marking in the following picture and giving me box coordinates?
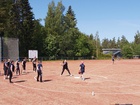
[13,83,91,95]
[13,83,140,95]
[95,92,140,95]
[92,75,108,79]
[74,76,80,79]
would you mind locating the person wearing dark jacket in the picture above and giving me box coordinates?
[79,61,85,80]
[61,60,72,76]
[37,61,43,82]
[9,60,15,83]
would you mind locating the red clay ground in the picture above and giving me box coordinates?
[0,59,140,105]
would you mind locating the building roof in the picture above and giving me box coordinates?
[102,48,121,51]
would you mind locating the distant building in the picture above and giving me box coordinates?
[102,48,121,57]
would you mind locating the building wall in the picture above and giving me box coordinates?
[102,48,121,57]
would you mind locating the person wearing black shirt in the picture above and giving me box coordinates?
[79,61,85,80]
[3,59,7,79]
[15,59,20,75]
[32,57,37,72]
[22,59,26,73]
[5,59,11,79]
[61,60,72,76]
[9,60,15,83]
[37,61,43,82]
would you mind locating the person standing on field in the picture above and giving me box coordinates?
[61,60,72,76]
[112,55,115,64]
[22,58,26,73]
[79,61,85,80]
[37,61,43,82]
[5,59,11,79]
[9,60,15,83]
[32,57,37,72]
[3,59,8,79]
[15,59,20,75]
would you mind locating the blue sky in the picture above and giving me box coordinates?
[29,0,140,42]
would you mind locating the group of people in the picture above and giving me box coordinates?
[61,59,85,80]
[3,58,26,83]
[2,57,85,83]
[33,59,85,82]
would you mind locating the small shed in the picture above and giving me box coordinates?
[102,48,121,57]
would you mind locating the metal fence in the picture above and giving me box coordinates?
[31,56,95,61]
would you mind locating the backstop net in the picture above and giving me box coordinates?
[0,37,19,61]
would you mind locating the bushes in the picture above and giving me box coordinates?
[98,53,112,59]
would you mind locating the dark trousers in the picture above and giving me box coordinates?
[9,70,13,83]
[61,68,71,75]
[6,68,9,76]
[33,64,36,72]
[4,69,7,75]
[16,69,20,75]
[22,65,26,70]
[37,70,42,82]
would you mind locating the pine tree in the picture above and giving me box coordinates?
[61,5,79,57]
[102,38,109,48]
[7,0,35,57]
[21,0,35,56]
[32,19,46,56]
[45,1,56,35]
[44,1,65,58]
[65,6,77,29]
[134,31,140,44]
[6,2,21,38]
[95,31,100,58]
[0,0,13,35]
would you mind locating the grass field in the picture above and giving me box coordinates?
[0,59,140,105]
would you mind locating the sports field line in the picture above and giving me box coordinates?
[13,83,91,95]
[91,74,108,79]
[13,83,140,96]
[34,75,140,88]
[95,92,140,95]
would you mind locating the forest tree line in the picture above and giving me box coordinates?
[0,0,140,59]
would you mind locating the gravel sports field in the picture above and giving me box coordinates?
[0,59,140,105]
